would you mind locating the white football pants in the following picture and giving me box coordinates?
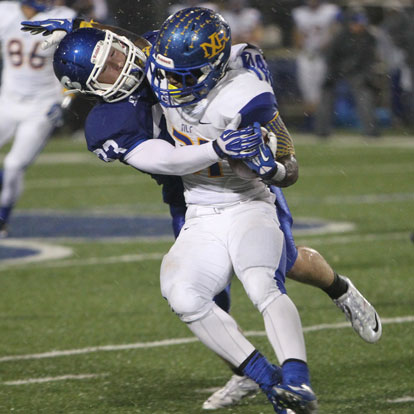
[296,53,327,104]
[0,96,59,208]
[160,198,307,366]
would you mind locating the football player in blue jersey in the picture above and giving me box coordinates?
[22,11,382,413]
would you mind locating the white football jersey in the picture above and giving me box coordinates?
[221,8,262,42]
[0,2,76,101]
[159,67,275,207]
[292,3,340,54]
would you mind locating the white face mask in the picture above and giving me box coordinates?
[87,31,148,103]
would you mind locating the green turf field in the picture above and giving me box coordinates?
[0,131,413,413]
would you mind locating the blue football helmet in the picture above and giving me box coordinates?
[21,0,55,12]
[148,7,232,107]
[53,28,148,103]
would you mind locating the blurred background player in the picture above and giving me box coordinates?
[0,0,76,237]
[220,0,264,46]
[167,0,219,17]
[68,0,110,22]
[378,0,414,128]
[292,0,340,133]
[315,9,380,138]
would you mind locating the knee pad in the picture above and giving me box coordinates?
[160,256,214,323]
[162,283,214,323]
[241,267,282,313]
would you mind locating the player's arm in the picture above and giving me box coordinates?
[87,118,265,176]
[21,17,150,50]
[236,90,298,187]
[124,139,219,175]
[264,111,298,188]
[125,123,266,175]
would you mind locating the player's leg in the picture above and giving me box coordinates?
[203,193,303,411]
[0,103,56,236]
[229,199,317,413]
[297,54,325,132]
[273,185,382,343]
[203,186,381,410]
[348,75,379,136]
[164,186,233,314]
[0,100,19,237]
[160,205,306,413]
[289,246,382,343]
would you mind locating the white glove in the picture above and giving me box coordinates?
[41,30,67,50]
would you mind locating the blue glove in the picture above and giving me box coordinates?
[21,18,75,36]
[243,144,278,180]
[213,122,263,159]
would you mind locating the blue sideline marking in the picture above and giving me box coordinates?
[0,214,345,262]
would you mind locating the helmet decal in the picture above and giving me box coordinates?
[200,31,230,59]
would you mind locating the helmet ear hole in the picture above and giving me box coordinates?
[149,7,232,107]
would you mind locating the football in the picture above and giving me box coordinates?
[228,158,257,179]
[228,127,277,179]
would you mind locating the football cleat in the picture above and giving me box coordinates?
[334,276,382,343]
[202,374,259,410]
[270,383,318,414]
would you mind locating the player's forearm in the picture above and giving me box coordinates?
[265,154,298,188]
[124,139,220,175]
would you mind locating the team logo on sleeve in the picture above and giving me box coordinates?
[200,31,229,58]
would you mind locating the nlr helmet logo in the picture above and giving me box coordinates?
[200,31,229,59]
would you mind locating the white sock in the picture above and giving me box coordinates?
[187,304,256,368]
[263,294,307,363]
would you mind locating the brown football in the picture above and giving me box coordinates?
[227,158,257,179]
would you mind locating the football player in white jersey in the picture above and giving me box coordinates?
[148,8,318,414]
[292,0,341,131]
[0,0,77,236]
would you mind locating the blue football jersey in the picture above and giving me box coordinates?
[85,84,160,163]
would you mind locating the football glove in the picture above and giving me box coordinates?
[21,18,95,49]
[213,122,263,159]
[243,143,278,180]
[21,18,76,36]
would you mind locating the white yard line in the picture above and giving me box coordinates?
[4,373,108,386]
[387,396,414,403]
[25,175,144,189]
[0,231,409,271]
[293,135,414,149]
[0,152,95,165]
[0,316,412,364]
[287,192,414,206]
[22,162,414,190]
